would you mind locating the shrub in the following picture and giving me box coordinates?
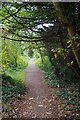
[57,88,80,110]
[2,69,26,102]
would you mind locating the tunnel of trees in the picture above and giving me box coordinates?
[1,1,80,119]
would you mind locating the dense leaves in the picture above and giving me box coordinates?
[2,60,28,101]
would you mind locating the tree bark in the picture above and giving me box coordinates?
[52,1,80,68]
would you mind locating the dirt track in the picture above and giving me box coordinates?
[3,59,59,118]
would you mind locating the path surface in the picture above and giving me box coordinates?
[3,59,80,119]
[9,59,59,118]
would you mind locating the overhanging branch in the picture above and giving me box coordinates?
[2,36,42,43]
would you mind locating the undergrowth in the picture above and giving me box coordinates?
[35,57,80,112]
[2,68,26,102]
[56,86,80,110]
[2,55,28,102]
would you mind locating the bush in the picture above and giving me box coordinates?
[17,55,28,69]
[35,56,52,70]
[2,68,26,102]
[35,55,80,111]
[35,56,65,88]
[57,88,80,110]
[2,83,25,102]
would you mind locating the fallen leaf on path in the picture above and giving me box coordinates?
[13,115,17,118]
[46,112,52,114]
[38,105,43,107]
[28,106,32,109]
[50,104,52,106]
[49,107,52,110]
[29,97,34,100]
[48,99,52,102]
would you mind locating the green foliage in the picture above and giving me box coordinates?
[1,38,29,73]
[33,49,41,59]
[35,56,52,70]
[2,54,28,102]
[57,87,80,110]
[16,55,28,69]
[51,45,80,85]
[2,39,21,71]
[47,80,65,88]
[2,68,26,102]
[5,68,25,82]
[67,34,80,49]
[1,46,9,72]
[35,55,80,112]
[1,2,80,114]
[44,67,65,88]
[28,49,34,58]
[35,56,65,88]
[2,83,25,102]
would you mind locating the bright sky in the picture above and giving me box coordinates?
[37,23,53,29]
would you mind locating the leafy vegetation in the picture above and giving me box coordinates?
[35,55,80,114]
[2,60,28,102]
[1,39,28,102]
[57,88,80,110]
[1,1,80,118]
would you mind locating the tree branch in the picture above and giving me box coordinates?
[2,36,42,43]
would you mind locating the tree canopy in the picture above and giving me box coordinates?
[1,2,80,77]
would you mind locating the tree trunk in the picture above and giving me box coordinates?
[67,25,80,68]
[52,1,80,68]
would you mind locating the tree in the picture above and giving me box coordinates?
[52,1,80,68]
[1,2,80,79]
